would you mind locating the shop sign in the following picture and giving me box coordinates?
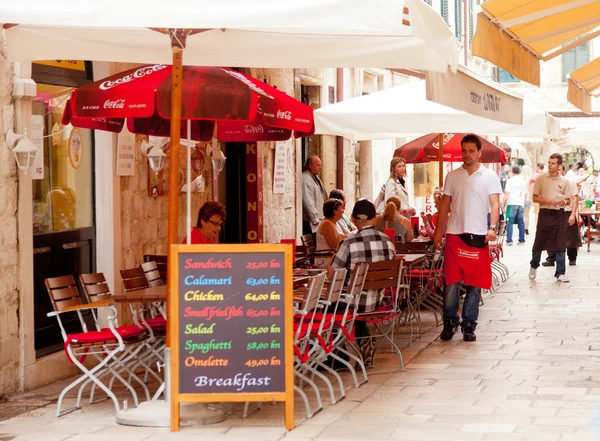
[426,66,524,125]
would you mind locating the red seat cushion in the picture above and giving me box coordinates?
[68,330,120,344]
[101,326,146,339]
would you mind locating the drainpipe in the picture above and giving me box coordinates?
[336,68,344,189]
[464,0,469,66]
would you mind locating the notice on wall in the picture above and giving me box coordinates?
[170,245,294,432]
[116,129,135,176]
[31,115,44,180]
[273,142,287,194]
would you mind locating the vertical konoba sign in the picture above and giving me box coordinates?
[246,142,264,243]
[169,244,294,431]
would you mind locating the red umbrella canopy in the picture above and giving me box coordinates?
[62,64,314,142]
[394,133,507,164]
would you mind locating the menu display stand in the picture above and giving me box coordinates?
[169,244,294,432]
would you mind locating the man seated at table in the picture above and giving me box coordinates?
[328,199,396,367]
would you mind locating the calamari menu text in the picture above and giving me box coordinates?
[177,252,286,394]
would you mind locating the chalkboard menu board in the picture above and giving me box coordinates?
[169,244,294,431]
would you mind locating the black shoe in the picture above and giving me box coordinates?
[462,322,477,342]
[440,323,458,341]
[541,260,555,267]
[525,229,529,235]
[569,260,576,266]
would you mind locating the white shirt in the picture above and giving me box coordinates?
[444,165,503,235]
[565,169,577,181]
[504,175,527,206]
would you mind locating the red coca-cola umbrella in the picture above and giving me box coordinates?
[62,64,314,142]
[394,133,507,163]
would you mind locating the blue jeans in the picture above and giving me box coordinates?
[506,205,525,244]
[443,283,481,327]
[531,251,566,277]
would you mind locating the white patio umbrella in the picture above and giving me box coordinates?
[2,0,459,70]
[1,0,460,427]
[314,81,559,141]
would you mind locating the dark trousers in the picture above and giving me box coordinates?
[547,249,577,262]
[531,251,565,277]
[302,221,316,244]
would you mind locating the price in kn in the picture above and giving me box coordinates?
[246,325,282,335]
[247,340,282,350]
[245,292,281,302]
[245,357,281,368]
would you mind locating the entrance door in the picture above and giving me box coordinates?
[32,64,96,356]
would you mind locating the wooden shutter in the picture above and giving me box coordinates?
[455,0,463,39]
[562,41,590,82]
[441,0,449,24]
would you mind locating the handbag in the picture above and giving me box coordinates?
[374,184,386,213]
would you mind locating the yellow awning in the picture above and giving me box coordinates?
[472,0,600,112]
[568,57,600,114]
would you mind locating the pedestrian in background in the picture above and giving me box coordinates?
[503,165,527,246]
[529,154,577,283]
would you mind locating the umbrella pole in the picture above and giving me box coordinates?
[167,42,184,351]
[186,120,192,244]
[438,133,444,187]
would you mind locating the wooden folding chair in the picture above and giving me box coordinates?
[354,259,407,370]
[45,275,148,416]
[143,254,168,283]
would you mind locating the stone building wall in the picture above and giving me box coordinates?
[0,44,20,398]
[120,136,213,269]
[249,68,297,244]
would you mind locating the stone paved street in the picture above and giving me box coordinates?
[2,237,600,441]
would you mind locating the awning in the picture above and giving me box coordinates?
[314,81,558,141]
[426,65,524,125]
[1,0,460,70]
[471,0,600,112]
[568,57,600,114]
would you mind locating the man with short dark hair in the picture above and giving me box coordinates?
[529,153,578,283]
[329,199,396,365]
[434,134,502,342]
[503,165,527,245]
[302,155,328,240]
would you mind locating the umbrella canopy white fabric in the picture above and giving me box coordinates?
[1,0,459,71]
[314,81,559,140]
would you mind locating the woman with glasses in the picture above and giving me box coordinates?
[182,201,227,244]
[315,198,347,268]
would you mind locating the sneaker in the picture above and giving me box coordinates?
[517,242,525,246]
[440,323,458,341]
[529,267,537,280]
[507,242,513,246]
[569,260,576,266]
[462,322,477,342]
[541,260,555,267]
[557,274,570,283]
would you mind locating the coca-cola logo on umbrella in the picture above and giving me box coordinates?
[277,110,292,120]
[104,99,126,109]
[99,64,168,90]
[244,125,265,134]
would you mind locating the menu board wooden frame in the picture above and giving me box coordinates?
[169,244,294,432]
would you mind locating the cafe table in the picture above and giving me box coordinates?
[396,253,428,266]
[114,283,226,427]
[579,210,600,252]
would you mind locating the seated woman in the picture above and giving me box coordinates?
[182,201,226,244]
[375,196,414,243]
[422,188,448,239]
[329,189,357,234]
[315,198,347,268]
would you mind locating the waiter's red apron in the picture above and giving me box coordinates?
[444,234,492,290]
